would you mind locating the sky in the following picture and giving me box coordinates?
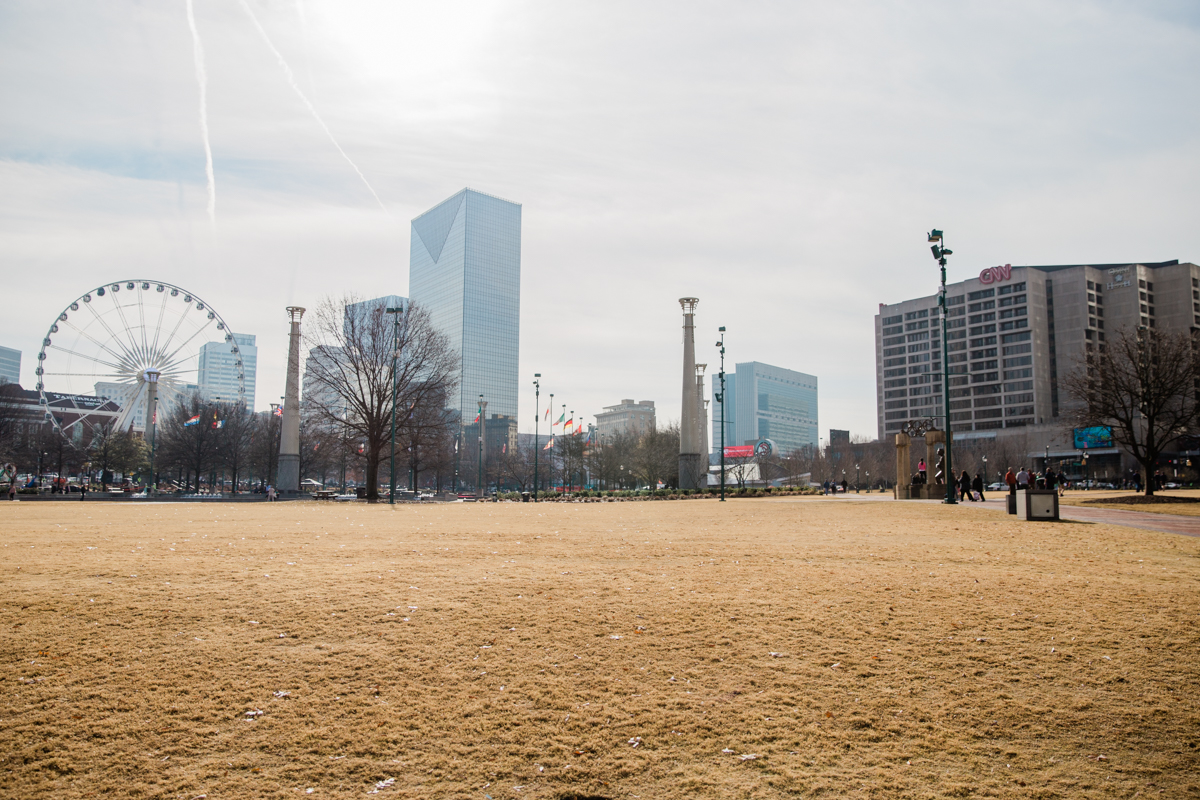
[2,0,1198,443]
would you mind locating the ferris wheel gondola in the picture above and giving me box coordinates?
[36,281,245,436]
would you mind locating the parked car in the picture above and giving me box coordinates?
[987,482,1005,491]
[1164,482,1180,489]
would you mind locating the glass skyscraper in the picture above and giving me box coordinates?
[711,361,817,455]
[409,188,521,422]
[0,345,20,385]
[198,333,257,408]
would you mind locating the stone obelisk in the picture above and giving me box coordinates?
[695,363,708,470]
[277,306,305,495]
[678,298,702,490]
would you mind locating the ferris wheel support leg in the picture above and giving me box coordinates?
[277,307,305,495]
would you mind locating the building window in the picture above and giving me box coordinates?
[968,288,996,301]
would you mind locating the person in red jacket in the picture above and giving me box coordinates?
[1005,467,1017,494]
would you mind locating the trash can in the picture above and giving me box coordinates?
[521,492,531,503]
[1006,491,1017,515]
[1017,489,1059,521]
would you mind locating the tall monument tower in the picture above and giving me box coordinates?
[696,363,708,468]
[277,306,304,494]
[678,298,702,489]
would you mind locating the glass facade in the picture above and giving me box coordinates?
[732,362,818,454]
[0,345,20,385]
[410,189,521,421]
[710,372,736,452]
[198,333,256,408]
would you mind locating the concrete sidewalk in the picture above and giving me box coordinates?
[793,492,1200,537]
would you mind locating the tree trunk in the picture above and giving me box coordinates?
[365,453,380,502]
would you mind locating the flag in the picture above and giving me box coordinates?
[502,443,507,454]
[555,412,565,426]
[583,429,593,445]
[564,417,574,433]
[212,420,224,429]
[474,413,480,423]
[273,406,283,417]
[184,415,200,426]
[544,407,550,421]
[543,437,554,450]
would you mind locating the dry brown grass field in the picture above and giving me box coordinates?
[2,498,1199,799]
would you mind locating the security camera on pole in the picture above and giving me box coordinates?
[927,230,956,505]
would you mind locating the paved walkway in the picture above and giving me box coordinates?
[792,492,1200,537]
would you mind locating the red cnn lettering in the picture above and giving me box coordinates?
[978,264,1012,284]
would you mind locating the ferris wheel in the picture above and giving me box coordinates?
[36,280,245,435]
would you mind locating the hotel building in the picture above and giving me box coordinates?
[875,259,1199,471]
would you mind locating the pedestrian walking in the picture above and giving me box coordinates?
[959,470,973,501]
[972,472,984,502]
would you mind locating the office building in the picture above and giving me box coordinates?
[198,333,257,407]
[874,259,1200,474]
[0,346,19,385]
[410,188,521,423]
[711,362,818,455]
[712,372,736,449]
[595,399,656,440]
[345,295,408,335]
[94,380,198,431]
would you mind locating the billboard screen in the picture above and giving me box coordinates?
[1073,426,1114,450]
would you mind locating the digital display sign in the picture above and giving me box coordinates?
[1073,426,1113,450]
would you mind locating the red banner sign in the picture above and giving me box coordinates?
[724,445,755,458]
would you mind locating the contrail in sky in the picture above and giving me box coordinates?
[237,0,387,212]
[185,0,216,225]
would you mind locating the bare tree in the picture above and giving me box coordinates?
[631,422,680,490]
[302,296,458,502]
[215,403,257,492]
[1063,327,1199,496]
[157,393,220,492]
[86,422,146,489]
[499,438,538,492]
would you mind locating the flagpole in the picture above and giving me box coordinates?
[533,374,541,502]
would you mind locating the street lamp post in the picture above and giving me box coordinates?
[533,374,541,502]
[386,306,403,506]
[268,402,281,492]
[929,228,956,505]
[982,454,988,487]
[1044,444,1050,477]
[477,395,487,499]
[716,326,727,502]
[855,463,860,493]
[144,369,160,494]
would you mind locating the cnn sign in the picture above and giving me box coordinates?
[978,264,1012,285]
